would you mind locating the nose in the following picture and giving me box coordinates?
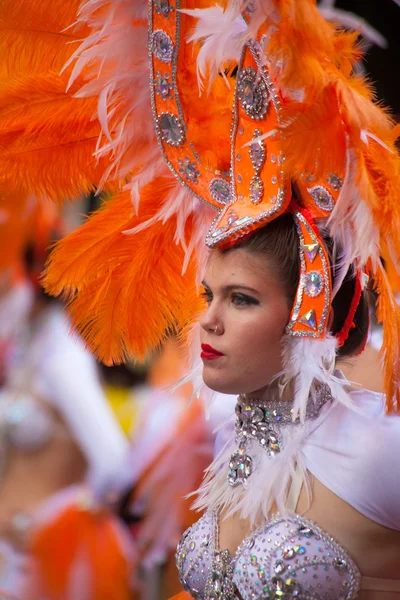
[200,302,224,335]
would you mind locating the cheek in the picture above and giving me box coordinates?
[229,306,289,374]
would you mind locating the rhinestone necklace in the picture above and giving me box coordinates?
[227,385,333,487]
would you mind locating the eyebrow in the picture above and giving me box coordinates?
[201,281,260,295]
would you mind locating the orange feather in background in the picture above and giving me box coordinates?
[30,503,133,600]
[0,0,109,201]
[43,178,203,365]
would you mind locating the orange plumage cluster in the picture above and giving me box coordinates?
[1,0,400,413]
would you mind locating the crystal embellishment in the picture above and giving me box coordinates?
[304,271,323,297]
[154,0,174,18]
[158,113,185,146]
[152,30,174,63]
[178,157,200,183]
[250,175,263,204]
[209,178,231,205]
[307,185,334,212]
[301,242,319,263]
[154,71,173,100]
[227,441,253,487]
[228,388,332,486]
[298,309,317,330]
[237,67,269,120]
[249,130,266,172]
[333,557,348,571]
[327,173,343,191]
[204,550,236,599]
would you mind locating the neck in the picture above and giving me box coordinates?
[244,376,294,404]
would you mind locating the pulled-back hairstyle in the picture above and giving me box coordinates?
[229,213,369,359]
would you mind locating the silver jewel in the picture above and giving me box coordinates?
[154,0,174,18]
[283,547,295,559]
[304,271,323,297]
[154,71,173,100]
[237,67,269,120]
[333,557,348,572]
[178,157,200,183]
[284,577,301,597]
[227,440,253,487]
[327,173,343,191]
[204,550,236,600]
[250,175,264,204]
[307,185,334,212]
[297,524,313,537]
[209,178,231,205]
[152,30,174,63]
[228,387,332,486]
[158,113,185,146]
[274,559,286,574]
[249,129,266,172]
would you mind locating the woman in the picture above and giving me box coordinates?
[175,215,400,599]
[1,0,400,598]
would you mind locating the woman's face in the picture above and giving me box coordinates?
[200,247,291,396]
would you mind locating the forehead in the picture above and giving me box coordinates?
[205,247,280,292]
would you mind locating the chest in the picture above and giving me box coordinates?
[176,511,361,600]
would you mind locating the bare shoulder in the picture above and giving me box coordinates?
[297,474,400,580]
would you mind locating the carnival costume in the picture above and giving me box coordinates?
[0,207,133,598]
[1,0,400,598]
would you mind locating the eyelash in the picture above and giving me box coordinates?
[201,291,259,307]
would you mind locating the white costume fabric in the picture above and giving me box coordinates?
[0,283,129,597]
[177,380,400,598]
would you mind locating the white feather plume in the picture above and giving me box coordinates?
[181,1,247,91]
[281,335,361,424]
[192,418,315,527]
[63,0,155,188]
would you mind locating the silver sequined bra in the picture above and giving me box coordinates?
[176,511,361,600]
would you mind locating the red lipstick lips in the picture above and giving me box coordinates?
[201,343,224,360]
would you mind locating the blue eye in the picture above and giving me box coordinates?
[231,293,259,306]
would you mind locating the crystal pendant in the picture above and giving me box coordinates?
[154,71,173,100]
[301,242,319,263]
[152,30,174,63]
[249,129,266,172]
[250,175,264,204]
[298,309,317,331]
[307,185,334,211]
[158,113,185,146]
[227,447,253,487]
[154,0,174,18]
[209,178,231,205]
[178,157,200,184]
[304,271,323,297]
[237,67,269,120]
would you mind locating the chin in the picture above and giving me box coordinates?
[202,371,242,396]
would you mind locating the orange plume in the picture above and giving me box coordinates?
[44,178,203,364]
[30,502,133,600]
[370,259,400,413]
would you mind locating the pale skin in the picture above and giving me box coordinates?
[200,248,400,599]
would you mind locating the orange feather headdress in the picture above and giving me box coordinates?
[1,0,400,413]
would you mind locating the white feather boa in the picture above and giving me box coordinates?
[188,333,363,525]
[191,415,317,528]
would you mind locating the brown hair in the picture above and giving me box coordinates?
[229,213,369,359]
